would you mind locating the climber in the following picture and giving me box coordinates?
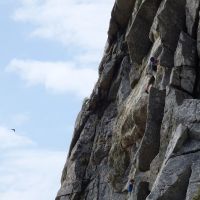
[149,56,158,73]
[145,57,158,94]
[128,179,134,197]
[145,75,155,94]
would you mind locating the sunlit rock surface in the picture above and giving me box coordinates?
[56,0,200,199]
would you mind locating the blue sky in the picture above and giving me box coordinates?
[0,0,114,199]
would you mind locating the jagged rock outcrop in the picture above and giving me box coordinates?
[56,0,200,199]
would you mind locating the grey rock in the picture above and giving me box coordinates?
[149,155,162,190]
[174,32,197,67]
[169,67,181,88]
[165,124,188,161]
[197,19,200,58]
[180,67,196,94]
[160,67,172,90]
[99,58,116,91]
[186,160,200,200]
[91,103,117,165]
[146,154,193,200]
[89,53,120,109]
[56,1,200,200]
[68,102,91,158]
[118,91,148,149]
[117,74,131,104]
[159,45,174,68]
[59,196,70,200]
[108,56,131,102]
[116,56,132,104]
[137,88,166,172]
[126,0,162,64]
[89,86,99,108]
[170,66,196,94]
[129,62,141,89]
[150,0,186,50]
[57,115,98,198]
[194,63,200,99]
[175,99,200,125]
[174,99,200,140]
[186,0,200,37]
[189,124,200,141]
[108,0,136,42]
[159,87,192,162]
[177,139,200,156]
[135,182,150,200]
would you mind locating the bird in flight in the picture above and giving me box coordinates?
[11,129,15,132]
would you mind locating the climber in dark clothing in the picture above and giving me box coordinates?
[145,57,158,94]
[150,57,158,72]
[145,75,155,94]
[128,179,134,197]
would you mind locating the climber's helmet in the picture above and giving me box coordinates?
[150,57,155,62]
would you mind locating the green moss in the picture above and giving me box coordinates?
[82,97,89,105]
[193,188,200,200]
[108,140,130,189]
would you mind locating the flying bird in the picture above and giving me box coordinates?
[11,129,15,132]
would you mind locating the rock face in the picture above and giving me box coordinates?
[56,0,200,200]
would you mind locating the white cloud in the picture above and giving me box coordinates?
[11,113,30,126]
[8,0,115,97]
[14,0,114,51]
[0,125,66,200]
[6,59,98,97]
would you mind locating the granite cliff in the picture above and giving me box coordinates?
[56,0,200,199]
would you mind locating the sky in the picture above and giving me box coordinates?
[0,0,114,199]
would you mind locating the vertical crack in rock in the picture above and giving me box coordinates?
[126,0,162,64]
[137,88,166,172]
[136,181,150,200]
[186,0,200,38]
